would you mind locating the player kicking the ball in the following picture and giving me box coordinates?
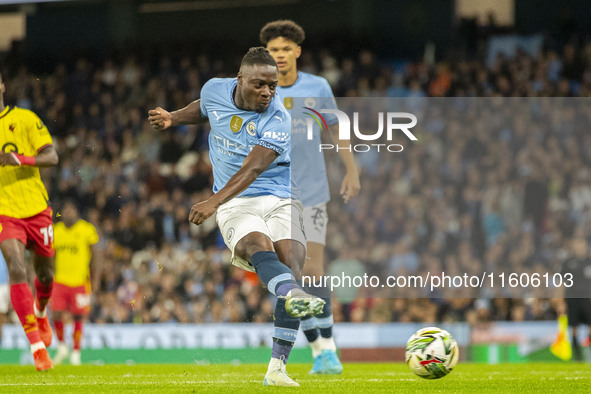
[0,71,59,371]
[261,20,360,374]
[149,47,324,387]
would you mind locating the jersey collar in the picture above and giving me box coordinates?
[278,71,301,89]
[0,106,11,119]
[230,79,239,109]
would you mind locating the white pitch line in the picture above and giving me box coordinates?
[0,381,216,386]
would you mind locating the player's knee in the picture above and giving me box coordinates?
[35,266,54,284]
[6,258,27,283]
[236,233,273,261]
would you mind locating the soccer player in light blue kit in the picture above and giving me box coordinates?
[148,47,324,387]
[261,20,361,374]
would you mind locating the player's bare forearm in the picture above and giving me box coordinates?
[329,124,360,202]
[149,100,207,130]
[328,124,356,171]
[189,145,279,225]
[35,145,59,167]
[170,100,208,126]
[0,145,58,167]
[89,244,102,290]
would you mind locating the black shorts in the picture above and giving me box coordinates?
[566,298,591,326]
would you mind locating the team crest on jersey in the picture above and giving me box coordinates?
[230,115,243,133]
[304,97,316,108]
[284,97,293,110]
[2,142,18,154]
[9,123,16,132]
[227,228,235,242]
[246,121,256,136]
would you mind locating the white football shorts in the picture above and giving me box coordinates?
[216,195,306,272]
[303,203,328,245]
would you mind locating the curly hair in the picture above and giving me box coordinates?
[259,20,305,46]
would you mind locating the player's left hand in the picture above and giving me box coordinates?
[340,169,360,203]
[0,152,22,166]
[189,199,219,225]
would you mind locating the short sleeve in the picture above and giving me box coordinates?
[320,79,338,126]
[86,223,100,245]
[27,112,53,152]
[199,80,212,118]
[257,110,290,155]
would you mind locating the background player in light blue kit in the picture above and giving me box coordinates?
[261,20,361,374]
[148,47,324,387]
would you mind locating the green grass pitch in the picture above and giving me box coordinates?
[0,363,590,393]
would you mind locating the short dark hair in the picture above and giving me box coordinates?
[240,47,277,68]
[259,20,305,46]
[60,198,79,212]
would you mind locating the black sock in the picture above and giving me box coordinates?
[250,251,299,297]
[272,297,300,361]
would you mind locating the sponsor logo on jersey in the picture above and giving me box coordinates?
[263,131,288,141]
[230,115,243,133]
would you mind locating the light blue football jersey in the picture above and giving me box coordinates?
[0,251,7,285]
[200,78,293,198]
[277,72,337,207]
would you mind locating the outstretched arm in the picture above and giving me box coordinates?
[148,99,208,130]
[0,145,58,167]
[328,124,360,203]
[189,145,279,225]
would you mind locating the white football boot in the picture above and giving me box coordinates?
[263,357,299,387]
[53,342,69,365]
[70,349,81,365]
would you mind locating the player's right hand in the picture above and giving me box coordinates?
[148,107,172,130]
[0,152,21,166]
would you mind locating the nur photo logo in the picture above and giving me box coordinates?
[304,107,418,152]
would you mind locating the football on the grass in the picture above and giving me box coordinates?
[405,327,459,379]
